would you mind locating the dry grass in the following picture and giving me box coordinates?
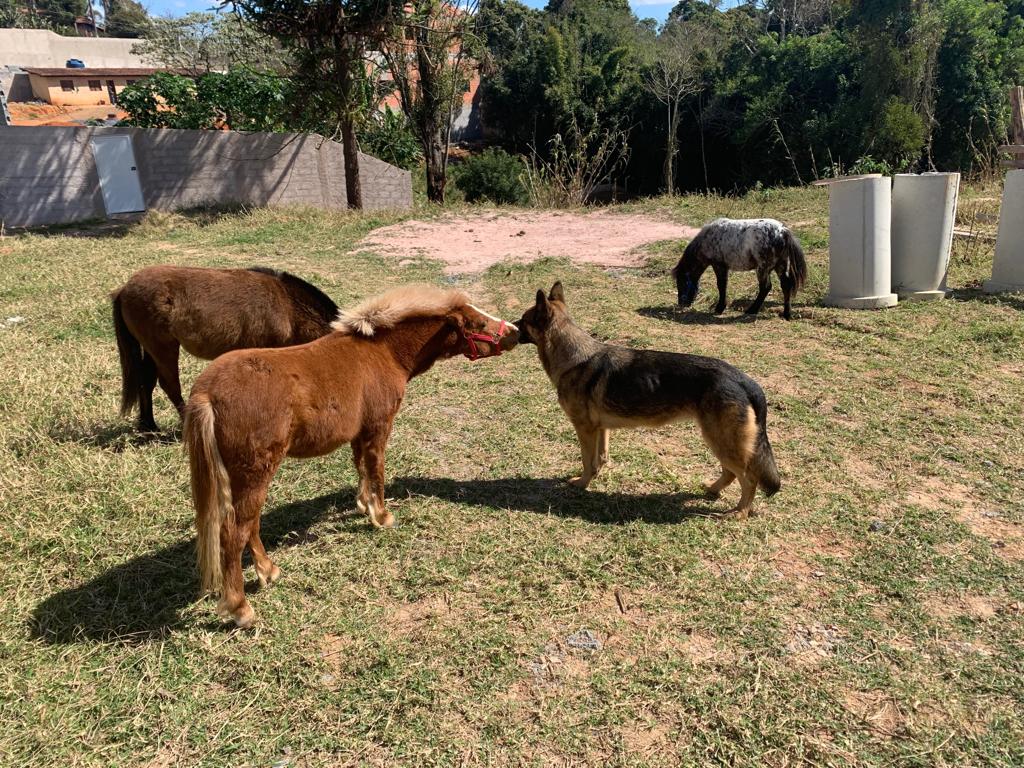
[1,187,1023,766]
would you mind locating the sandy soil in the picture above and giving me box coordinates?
[9,103,126,126]
[356,209,700,274]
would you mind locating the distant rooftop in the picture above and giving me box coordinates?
[23,67,170,78]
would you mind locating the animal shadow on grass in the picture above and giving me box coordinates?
[30,489,358,645]
[391,476,720,525]
[46,419,181,452]
[636,305,762,326]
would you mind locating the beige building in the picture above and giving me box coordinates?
[24,68,161,107]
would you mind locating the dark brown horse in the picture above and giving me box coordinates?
[184,285,518,628]
[111,265,338,431]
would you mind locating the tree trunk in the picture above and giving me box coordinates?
[341,112,363,210]
[663,100,675,195]
[424,116,447,203]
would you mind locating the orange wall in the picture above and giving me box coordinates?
[28,74,138,106]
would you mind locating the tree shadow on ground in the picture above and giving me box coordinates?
[29,488,358,646]
[947,286,1024,312]
[15,205,251,240]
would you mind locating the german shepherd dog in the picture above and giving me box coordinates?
[516,282,781,518]
[673,217,807,320]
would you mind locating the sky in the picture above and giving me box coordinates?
[143,0,744,25]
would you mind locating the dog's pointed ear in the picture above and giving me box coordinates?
[534,289,550,319]
[548,281,565,303]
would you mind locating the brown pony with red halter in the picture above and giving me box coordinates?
[184,284,517,628]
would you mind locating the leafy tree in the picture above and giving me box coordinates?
[232,0,404,209]
[381,0,480,202]
[118,70,288,131]
[359,107,424,170]
[641,17,718,194]
[132,12,287,73]
[104,0,149,37]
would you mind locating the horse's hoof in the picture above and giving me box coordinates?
[256,563,282,588]
[232,604,255,629]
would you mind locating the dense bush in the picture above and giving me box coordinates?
[359,108,423,171]
[453,149,529,205]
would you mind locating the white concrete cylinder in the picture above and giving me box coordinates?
[891,172,960,300]
[824,176,898,309]
[985,170,1024,294]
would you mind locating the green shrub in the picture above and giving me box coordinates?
[453,148,528,205]
[360,108,422,171]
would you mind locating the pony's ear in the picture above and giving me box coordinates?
[446,310,466,329]
[548,281,565,303]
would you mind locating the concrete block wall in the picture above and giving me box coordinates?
[358,151,413,210]
[0,127,107,227]
[0,29,147,69]
[0,126,412,228]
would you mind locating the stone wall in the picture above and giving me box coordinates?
[0,126,413,228]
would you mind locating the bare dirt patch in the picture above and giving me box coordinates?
[843,690,904,737]
[356,209,700,274]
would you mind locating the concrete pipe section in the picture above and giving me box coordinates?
[824,176,899,309]
[985,169,1024,294]
[891,172,960,301]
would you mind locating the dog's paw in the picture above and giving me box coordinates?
[702,484,722,500]
[567,476,591,489]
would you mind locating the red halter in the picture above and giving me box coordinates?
[462,320,506,361]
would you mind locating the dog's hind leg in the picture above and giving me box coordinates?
[699,405,758,519]
[713,264,729,314]
[703,469,735,499]
[568,423,600,489]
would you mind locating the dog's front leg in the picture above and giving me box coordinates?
[596,429,610,472]
[568,423,599,488]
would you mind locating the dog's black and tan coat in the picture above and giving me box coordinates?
[517,282,781,518]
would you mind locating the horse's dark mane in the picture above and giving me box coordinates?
[247,267,338,323]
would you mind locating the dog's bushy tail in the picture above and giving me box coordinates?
[743,379,781,496]
[184,394,234,595]
[111,290,142,418]
[782,229,808,295]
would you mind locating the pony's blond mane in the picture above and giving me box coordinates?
[331,284,469,336]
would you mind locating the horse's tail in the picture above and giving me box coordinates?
[111,290,143,418]
[782,228,808,294]
[743,378,781,497]
[184,394,234,595]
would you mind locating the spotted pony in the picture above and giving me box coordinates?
[672,218,808,320]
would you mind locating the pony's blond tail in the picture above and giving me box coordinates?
[184,394,234,595]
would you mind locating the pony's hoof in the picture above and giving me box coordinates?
[232,604,255,629]
[256,563,282,588]
[216,598,255,628]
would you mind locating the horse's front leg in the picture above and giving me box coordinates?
[351,439,370,516]
[746,270,773,316]
[713,264,729,314]
[362,421,396,529]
